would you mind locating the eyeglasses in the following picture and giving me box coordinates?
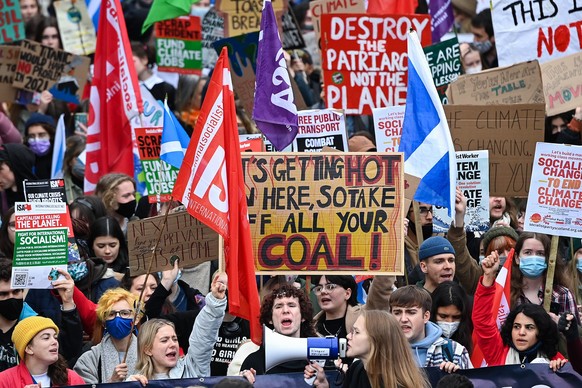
[419,207,433,215]
[105,309,133,320]
[313,283,340,294]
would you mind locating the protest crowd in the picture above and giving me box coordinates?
[0,0,581,387]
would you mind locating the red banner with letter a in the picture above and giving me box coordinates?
[173,47,262,345]
[85,0,142,193]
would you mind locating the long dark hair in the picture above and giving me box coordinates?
[430,281,473,354]
[0,207,15,259]
[500,303,559,359]
[88,216,129,273]
[48,355,69,386]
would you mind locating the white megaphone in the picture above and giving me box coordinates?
[264,326,347,371]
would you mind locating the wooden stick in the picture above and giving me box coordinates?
[412,201,423,267]
[543,235,559,312]
[218,235,225,273]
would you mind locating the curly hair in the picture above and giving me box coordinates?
[260,284,316,337]
[92,288,138,343]
[94,173,135,214]
[500,303,559,359]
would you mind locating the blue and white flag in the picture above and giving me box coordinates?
[87,0,101,31]
[51,114,66,179]
[160,99,190,169]
[398,31,456,216]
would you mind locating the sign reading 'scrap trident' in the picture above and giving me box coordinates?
[242,153,404,274]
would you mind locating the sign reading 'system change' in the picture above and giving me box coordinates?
[242,153,404,274]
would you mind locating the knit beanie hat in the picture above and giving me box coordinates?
[25,113,56,130]
[12,316,59,359]
[481,226,519,253]
[419,236,455,261]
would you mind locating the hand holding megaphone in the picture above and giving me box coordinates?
[305,361,329,387]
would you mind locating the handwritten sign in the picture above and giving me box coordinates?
[321,14,431,115]
[424,37,461,104]
[0,0,24,44]
[524,142,582,238]
[373,105,405,152]
[202,7,225,70]
[293,109,348,152]
[445,104,545,197]
[492,0,582,66]
[127,211,219,275]
[242,153,404,274]
[0,45,19,100]
[155,16,202,74]
[53,0,96,55]
[540,51,582,116]
[281,7,305,50]
[215,0,287,37]
[310,0,364,46]
[447,61,545,105]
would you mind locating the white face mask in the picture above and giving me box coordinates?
[465,64,482,74]
[437,321,460,338]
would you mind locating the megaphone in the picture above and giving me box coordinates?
[264,326,347,371]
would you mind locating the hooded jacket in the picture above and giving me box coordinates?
[411,321,473,368]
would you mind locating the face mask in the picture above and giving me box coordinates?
[68,261,88,282]
[465,64,482,74]
[473,40,492,54]
[71,158,85,178]
[576,259,582,274]
[437,321,460,338]
[105,316,133,339]
[28,138,51,156]
[519,256,547,278]
[0,298,24,321]
[115,199,136,219]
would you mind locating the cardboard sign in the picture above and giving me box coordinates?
[135,127,179,203]
[155,16,202,74]
[281,7,305,50]
[53,0,97,55]
[215,0,288,37]
[541,51,582,116]
[433,151,490,233]
[127,211,219,275]
[12,202,68,289]
[0,0,24,44]
[0,45,19,100]
[423,37,461,104]
[445,104,545,197]
[447,61,545,105]
[373,105,405,152]
[524,142,582,238]
[202,7,225,70]
[492,0,582,66]
[293,109,348,152]
[242,153,404,274]
[321,14,431,115]
[310,0,364,46]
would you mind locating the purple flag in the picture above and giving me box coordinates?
[429,0,454,43]
[252,0,298,151]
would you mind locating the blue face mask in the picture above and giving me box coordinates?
[519,256,547,278]
[105,317,133,339]
[576,259,582,274]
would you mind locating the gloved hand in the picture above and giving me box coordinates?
[558,313,579,341]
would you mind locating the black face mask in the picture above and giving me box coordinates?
[115,199,136,219]
[0,298,23,321]
[408,221,433,241]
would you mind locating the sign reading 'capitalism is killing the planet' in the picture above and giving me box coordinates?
[321,14,431,115]
[242,153,404,274]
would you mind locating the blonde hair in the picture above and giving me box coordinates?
[95,173,135,213]
[92,288,138,343]
[362,310,430,388]
[136,319,176,379]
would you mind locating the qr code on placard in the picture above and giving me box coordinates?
[13,272,27,287]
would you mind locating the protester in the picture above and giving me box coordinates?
[19,0,40,23]
[23,112,55,179]
[0,111,22,146]
[88,216,129,277]
[418,236,456,293]
[452,0,476,33]
[34,17,62,49]
[406,202,435,284]
[94,173,137,230]
[567,238,582,306]
[0,208,15,260]
[313,275,360,339]
[489,196,518,229]
[459,42,482,74]
[471,9,497,69]
[131,42,176,110]
[0,316,85,387]
[0,143,38,215]
[305,310,430,388]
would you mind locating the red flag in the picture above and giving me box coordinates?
[85,0,143,194]
[173,47,262,345]
[367,0,418,13]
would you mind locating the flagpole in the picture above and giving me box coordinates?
[543,235,559,312]
[218,235,225,273]
[412,201,424,247]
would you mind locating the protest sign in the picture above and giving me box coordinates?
[215,0,287,37]
[155,16,202,74]
[281,8,304,50]
[242,153,404,274]
[202,8,224,70]
[433,151,490,233]
[240,134,265,152]
[0,45,19,100]
[127,211,219,275]
[492,0,582,66]
[373,105,405,152]
[445,104,545,197]
[13,40,90,104]
[0,0,24,44]
[53,0,96,55]
[423,37,461,104]
[540,51,582,116]
[12,202,68,289]
[524,142,582,238]
[321,14,431,115]
[135,127,179,202]
[310,0,364,46]
[447,61,545,105]
[293,109,348,152]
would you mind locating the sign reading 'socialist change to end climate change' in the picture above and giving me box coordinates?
[12,202,68,289]
[242,153,404,274]
[524,142,582,238]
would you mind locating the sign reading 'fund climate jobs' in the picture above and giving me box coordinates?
[242,153,404,275]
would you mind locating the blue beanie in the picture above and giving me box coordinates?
[25,113,55,130]
[419,236,455,261]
